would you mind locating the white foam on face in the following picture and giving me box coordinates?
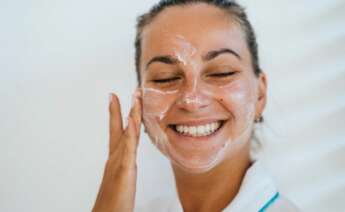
[141,35,258,173]
[171,35,197,67]
[142,87,178,120]
[192,119,254,173]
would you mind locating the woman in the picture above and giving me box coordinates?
[93,0,300,211]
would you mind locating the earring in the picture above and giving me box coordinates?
[254,115,263,123]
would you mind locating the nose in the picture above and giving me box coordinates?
[176,77,210,112]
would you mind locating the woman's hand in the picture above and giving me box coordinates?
[92,92,142,212]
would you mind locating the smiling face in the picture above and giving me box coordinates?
[139,3,267,173]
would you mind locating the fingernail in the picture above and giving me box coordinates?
[135,88,142,98]
[109,93,113,104]
[131,93,138,108]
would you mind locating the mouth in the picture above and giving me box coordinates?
[168,120,226,138]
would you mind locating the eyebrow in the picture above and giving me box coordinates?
[146,55,179,70]
[145,48,241,70]
[203,48,241,61]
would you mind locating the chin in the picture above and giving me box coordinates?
[167,143,229,174]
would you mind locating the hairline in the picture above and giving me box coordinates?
[135,1,258,85]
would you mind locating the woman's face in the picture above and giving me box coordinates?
[139,4,266,173]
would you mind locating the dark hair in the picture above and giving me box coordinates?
[134,0,263,123]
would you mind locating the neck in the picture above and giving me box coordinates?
[172,143,251,212]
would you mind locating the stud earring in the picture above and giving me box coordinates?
[254,115,263,123]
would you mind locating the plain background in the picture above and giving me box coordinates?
[1,0,344,211]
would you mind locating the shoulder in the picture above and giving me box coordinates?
[267,194,301,212]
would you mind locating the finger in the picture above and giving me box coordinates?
[129,89,142,138]
[109,93,123,155]
[121,117,139,167]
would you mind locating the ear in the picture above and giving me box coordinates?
[255,72,268,120]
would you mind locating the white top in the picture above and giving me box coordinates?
[137,160,300,212]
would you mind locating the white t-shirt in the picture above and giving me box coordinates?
[136,160,300,212]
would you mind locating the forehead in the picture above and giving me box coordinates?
[140,3,249,65]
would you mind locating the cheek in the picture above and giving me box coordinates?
[142,88,178,119]
[141,88,178,154]
[214,80,256,124]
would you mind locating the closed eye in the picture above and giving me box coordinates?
[208,71,237,78]
[152,77,181,83]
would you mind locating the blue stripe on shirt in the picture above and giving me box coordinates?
[258,192,280,212]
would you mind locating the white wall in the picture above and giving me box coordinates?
[1,0,344,211]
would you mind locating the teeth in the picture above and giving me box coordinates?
[175,121,221,137]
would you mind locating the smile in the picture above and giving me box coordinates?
[169,120,226,137]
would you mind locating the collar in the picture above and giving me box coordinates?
[168,160,279,212]
[223,160,279,212]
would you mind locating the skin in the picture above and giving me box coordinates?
[92,92,142,212]
[140,3,267,212]
[93,3,267,212]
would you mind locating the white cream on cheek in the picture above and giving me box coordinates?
[141,36,257,173]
